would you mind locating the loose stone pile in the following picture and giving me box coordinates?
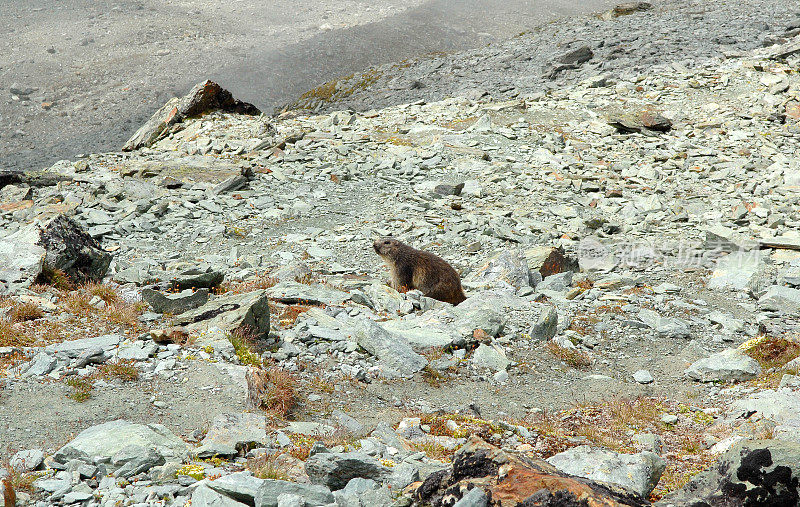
[2,6,800,507]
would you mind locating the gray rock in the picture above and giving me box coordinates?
[528,306,558,341]
[335,478,392,506]
[212,175,249,195]
[276,493,304,507]
[658,439,800,507]
[708,250,767,291]
[547,445,665,497]
[22,352,57,377]
[467,248,531,289]
[471,343,510,372]
[638,309,691,338]
[53,420,189,465]
[633,370,654,384]
[62,490,94,503]
[557,45,594,65]
[331,410,367,437]
[170,267,225,290]
[266,281,350,306]
[304,452,390,491]
[206,471,264,504]
[453,487,489,507]
[684,348,761,382]
[9,449,44,472]
[123,80,260,151]
[255,480,334,507]
[728,389,800,425]
[112,445,165,478]
[758,285,800,314]
[537,272,573,293]
[45,334,123,358]
[198,413,269,457]
[0,225,46,294]
[174,289,270,340]
[353,319,427,377]
[389,462,419,490]
[192,484,249,507]
[141,288,210,314]
[117,340,158,361]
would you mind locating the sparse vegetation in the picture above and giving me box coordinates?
[546,342,592,369]
[742,335,800,369]
[9,302,44,323]
[247,452,289,480]
[249,367,298,419]
[229,329,263,368]
[65,376,93,402]
[35,265,74,290]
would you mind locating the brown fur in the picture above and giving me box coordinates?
[373,237,467,305]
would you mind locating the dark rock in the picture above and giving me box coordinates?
[557,46,594,66]
[37,214,112,284]
[141,287,210,315]
[123,80,261,151]
[658,439,800,507]
[170,268,225,290]
[608,109,672,133]
[304,452,390,491]
[415,437,648,507]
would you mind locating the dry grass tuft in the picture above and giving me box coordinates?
[98,360,139,382]
[65,377,93,402]
[0,319,34,348]
[247,452,289,480]
[217,272,278,295]
[546,342,592,369]
[35,265,74,290]
[278,305,310,327]
[248,367,298,419]
[10,302,44,323]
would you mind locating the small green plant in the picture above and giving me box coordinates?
[175,463,205,480]
[65,377,93,402]
[229,329,262,368]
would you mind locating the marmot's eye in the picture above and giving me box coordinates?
[384,240,390,244]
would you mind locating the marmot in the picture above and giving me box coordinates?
[373,237,467,305]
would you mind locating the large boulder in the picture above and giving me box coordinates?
[415,437,648,506]
[0,225,45,294]
[657,439,800,507]
[173,290,270,340]
[123,80,261,151]
[684,348,761,382]
[351,318,427,378]
[52,420,189,469]
[0,214,110,293]
[546,445,666,498]
[467,248,532,290]
[197,413,270,457]
[37,214,112,284]
[304,452,390,491]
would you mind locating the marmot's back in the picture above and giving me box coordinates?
[373,237,466,305]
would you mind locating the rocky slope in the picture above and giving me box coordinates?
[2,3,800,507]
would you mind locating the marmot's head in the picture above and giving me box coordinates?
[373,237,403,258]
